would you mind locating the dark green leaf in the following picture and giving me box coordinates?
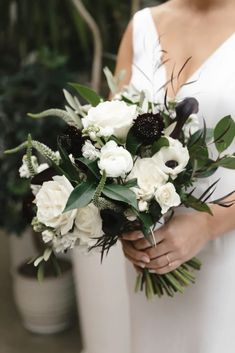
[103,184,138,209]
[215,156,235,169]
[126,128,142,155]
[182,194,213,215]
[77,157,100,179]
[151,137,169,155]
[214,115,235,153]
[69,83,102,106]
[57,138,80,183]
[64,181,96,212]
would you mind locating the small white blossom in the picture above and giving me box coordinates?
[42,229,55,243]
[183,114,200,139]
[138,200,148,212]
[82,140,100,161]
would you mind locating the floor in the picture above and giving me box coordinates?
[0,230,82,353]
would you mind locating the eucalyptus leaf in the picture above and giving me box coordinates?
[69,83,102,106]
[214,115,235,153]
[64,181,96,212]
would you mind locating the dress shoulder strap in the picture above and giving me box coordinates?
[132,8,161,63]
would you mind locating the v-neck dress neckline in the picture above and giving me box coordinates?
[147,7,235,98]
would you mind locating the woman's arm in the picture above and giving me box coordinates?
[113,20,133,93]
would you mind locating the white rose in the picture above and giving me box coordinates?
[183,113,200,139]
[138,200,148,212]
[155,183,181,214]
[74,203,103,247]
[35,175,77,235]
[153,137,189,179]
[82,140,100,161]
[82,100,137,140]
[98,140,133,177]
[128,157,168,199]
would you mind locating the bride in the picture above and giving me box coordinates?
[115,0,235,352]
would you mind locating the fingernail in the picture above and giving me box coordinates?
[139,263,146,269]
[141,256,150,263]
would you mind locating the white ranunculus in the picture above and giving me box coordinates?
[98,140,133,177]
[183,113,200,139]
[82,100,137,140]
[82,140,100,161]
[74,203,103,247]
[34,175,77,235]
[128,157,168,199]
[155,182,181,214]
[153,137,189,179]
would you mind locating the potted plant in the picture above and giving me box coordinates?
[0,49,76,334]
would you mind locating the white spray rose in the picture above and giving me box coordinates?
[98,141,133,177]
[74,203,103,247]
[128,157,168,200]
[42,229,55,243]
[34,175,77,235]
[82,100,137,140]
[82,140,100,161]
[153,137,189,179]
[155,182,181,214]
[52,231,79,253]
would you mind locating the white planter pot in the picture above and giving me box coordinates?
[72,243,131,353]
[13,260,76,334]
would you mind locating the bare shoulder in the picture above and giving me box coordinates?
[150,1,178,23]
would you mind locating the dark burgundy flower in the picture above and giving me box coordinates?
[132,112,164,144]
[100,209,126,237]
[60,126,85,158]
[171,97,199,139]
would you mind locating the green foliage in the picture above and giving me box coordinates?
[64,181,96,212]
[69,83,102,106]
[214,116,235,154]
[0,55,72,233]
[102,184,138,209]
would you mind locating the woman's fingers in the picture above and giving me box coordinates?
[121,230,144,241]
[145,252,176,270]
[133,231,164,250]
[154,259,181,275]
[121,239,150,265]
[145,240,172,259]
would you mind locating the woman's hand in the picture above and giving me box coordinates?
[121,211,212,274]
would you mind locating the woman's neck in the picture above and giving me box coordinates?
[174,0,233,11]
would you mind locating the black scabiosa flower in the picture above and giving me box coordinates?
[132,112,164,145]
[100,209,126,237]
[60,126,85,158]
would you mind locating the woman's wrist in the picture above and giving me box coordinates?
[205,201,235,240]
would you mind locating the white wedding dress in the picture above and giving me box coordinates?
[127,7,235,353]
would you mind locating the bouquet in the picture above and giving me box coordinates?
[6,68,235,299]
